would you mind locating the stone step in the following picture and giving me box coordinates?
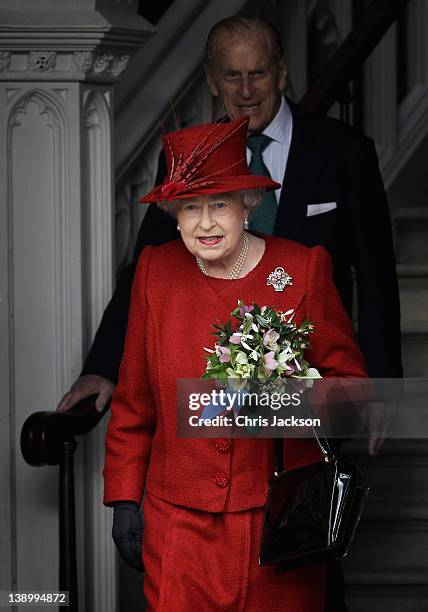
[397,264,428,334]
[402,334,428,376]
[345,518,428,580]
[353,265,428,332]
[393,207,428,265]
[396,264,428,375]
[346,585,428,612]
[344,440,428,520]
[351,263,428,375]
[362,453,428,522]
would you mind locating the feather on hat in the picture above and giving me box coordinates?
[139,117,281,203]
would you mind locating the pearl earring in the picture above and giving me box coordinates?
[177,224,181,231]
[244,218,249,230]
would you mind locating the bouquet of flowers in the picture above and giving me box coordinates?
[203,300,321,385]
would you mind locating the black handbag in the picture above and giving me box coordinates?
[259,429,369,570]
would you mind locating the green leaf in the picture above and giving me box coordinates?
[255,314,269,327]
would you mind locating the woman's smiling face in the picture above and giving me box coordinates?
[175,193,247,269]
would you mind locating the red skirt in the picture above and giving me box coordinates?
[142,491,325,611]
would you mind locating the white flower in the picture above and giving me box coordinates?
[241,339,253,352]
[306,367,322,378]
[235,362,255,378]
[277,347,294,366]
[293,357,302,371]
[235,351,248,365]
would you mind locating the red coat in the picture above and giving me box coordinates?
[103,236,367,511]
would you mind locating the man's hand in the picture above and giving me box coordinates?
[365,401,397,456]
[112,502,144,573]
[368,433,386,456]
[57,374,115,413]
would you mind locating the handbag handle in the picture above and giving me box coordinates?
[274,422,336,474]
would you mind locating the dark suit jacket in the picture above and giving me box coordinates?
[82,100,402,381]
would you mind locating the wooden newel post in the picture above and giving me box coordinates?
[21,402,108,609]
[59,438,78,612]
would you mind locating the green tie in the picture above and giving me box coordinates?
[247,133,278,235]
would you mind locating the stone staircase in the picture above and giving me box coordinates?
[344,206,428,611]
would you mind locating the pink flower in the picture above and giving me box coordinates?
[239,303,254,318]
[264,351,278,374]
[218,346,231,363]
[263,329,280,351]
[230,333,242,345]
[283,363,296,376]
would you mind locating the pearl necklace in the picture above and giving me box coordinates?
[196,232,249,279]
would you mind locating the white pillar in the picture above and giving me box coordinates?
[0,2,154,610]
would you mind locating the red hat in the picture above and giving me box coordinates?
[139,117,281,203]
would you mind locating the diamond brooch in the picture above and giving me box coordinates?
[267,267,293,292]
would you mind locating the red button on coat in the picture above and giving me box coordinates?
[215,439,231,453]
[214,472,229,488]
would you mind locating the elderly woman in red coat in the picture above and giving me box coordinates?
[103,117,367,611]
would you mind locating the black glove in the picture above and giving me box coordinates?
[112,502,144,572]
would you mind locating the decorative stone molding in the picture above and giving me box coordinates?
[10,89,59,131]
[71,51,94,74]
[110,54,131,78]
[28,51,56,72]
[92,53,115,74]
[0,50,11,71]
[0,49,132,82]
[5,87,21,104]
[0,1,154,83]
[77,51,130,78]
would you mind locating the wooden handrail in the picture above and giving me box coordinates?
[299,0,410,114]
[21,397,106,467]
[20,398,108,612]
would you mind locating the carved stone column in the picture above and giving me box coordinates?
[0,2,154,610]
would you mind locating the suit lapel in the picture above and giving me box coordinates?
[274,100,328,240]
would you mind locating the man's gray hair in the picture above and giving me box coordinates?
[205,16,285,68]
[157,189,265,217]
